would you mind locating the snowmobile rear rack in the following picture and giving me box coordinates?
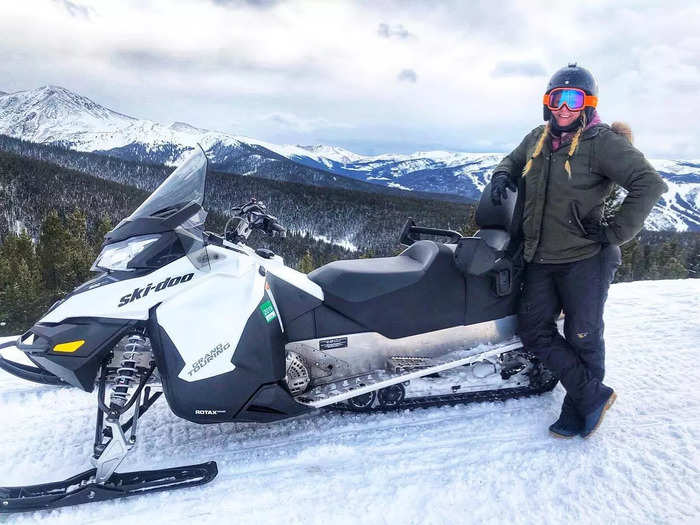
[0,462,218,514]
[399,218,462,247]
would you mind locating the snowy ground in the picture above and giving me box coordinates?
[0,279,698,524]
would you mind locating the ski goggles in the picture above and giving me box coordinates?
[543,88,598,111]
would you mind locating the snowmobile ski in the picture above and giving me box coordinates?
[0,462,218,514]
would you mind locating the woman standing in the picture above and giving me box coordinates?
[490,63,667,438]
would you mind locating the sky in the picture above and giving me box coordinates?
[1,0,699,158]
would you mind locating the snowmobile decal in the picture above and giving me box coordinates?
[186,342,232,377]
[259,300,277,323]
[117,273,194,307]
[319,337,348,350]
[52,340,85,353]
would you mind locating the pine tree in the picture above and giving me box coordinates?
[64,208,94,286]
[658,241,688,279]
[92,214,113,254]
[298,250,315,273]
[37,210,70,292]
[37,209,94,296]
[458,206,479,237]
[618,237,640,282]
[0,232,43,333]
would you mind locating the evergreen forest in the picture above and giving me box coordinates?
[0,143,698,335]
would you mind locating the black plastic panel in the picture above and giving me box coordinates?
[27,318,136,391]
[285,310,316,342]
[314,305,368,338]
[150,291,307,424]
[266,273,322,325]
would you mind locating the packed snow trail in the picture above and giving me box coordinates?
[0,279,698,524]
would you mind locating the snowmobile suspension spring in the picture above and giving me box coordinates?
[110,334,149,409]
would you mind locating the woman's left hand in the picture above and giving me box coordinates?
[581,218,610,246]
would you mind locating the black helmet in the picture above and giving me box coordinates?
[543,63,598,121]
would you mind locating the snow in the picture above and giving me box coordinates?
[309,233,358,252]
[0,279,698,523]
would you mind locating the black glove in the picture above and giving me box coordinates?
[490,172,517,205]
[581,217,610,246]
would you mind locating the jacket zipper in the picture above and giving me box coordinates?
[536,153,552,262]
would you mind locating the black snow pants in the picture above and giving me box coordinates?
[517,245,621,415]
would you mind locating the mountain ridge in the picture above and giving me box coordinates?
[0,86,698,231]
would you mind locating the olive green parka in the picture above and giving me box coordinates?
[495,123,668,263]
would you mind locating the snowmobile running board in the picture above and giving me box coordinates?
[296,339,525,408]
[0,462,218,514]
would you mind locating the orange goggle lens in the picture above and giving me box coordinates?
[543,88,598,111]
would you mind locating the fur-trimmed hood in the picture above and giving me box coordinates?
[611,121,633,144]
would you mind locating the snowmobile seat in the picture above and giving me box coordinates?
[308,240,466,339]
[455,182,520,277]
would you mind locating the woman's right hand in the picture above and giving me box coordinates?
[490,172,516,205]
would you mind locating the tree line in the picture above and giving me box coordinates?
[0,143,698,335]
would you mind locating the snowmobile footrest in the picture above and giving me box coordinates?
[0,461,218,514]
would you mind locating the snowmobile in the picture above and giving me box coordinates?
[0,146,558,513]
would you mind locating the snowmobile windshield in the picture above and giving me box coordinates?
[100,145,212,273]
[127,146,208,222]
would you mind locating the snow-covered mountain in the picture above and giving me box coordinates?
[1,86,698,231]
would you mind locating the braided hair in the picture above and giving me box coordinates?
[522,112,588,178]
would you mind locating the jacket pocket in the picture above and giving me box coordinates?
[569,201,588,236]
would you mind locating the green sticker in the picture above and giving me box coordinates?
[260,300,277,323]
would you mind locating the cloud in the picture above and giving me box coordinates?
[52,0,92,19]
[110,47,323,79]
[210,0,282,7]
[397,69,417,83]
[491,61,547,78]
[261,112,352,133]
[377,23,414,39]
[1,0,698,157]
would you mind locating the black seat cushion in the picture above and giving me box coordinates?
[308,241,438,303]
[308,241,465,339]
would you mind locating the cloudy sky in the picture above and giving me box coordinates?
[1,0,699,157]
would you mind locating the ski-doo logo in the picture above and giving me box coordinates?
[117,273,194,307]
[187,342,231,377]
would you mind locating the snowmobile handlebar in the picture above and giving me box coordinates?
[223,199,286,243]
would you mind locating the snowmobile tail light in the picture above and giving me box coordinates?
[92,235,161,272]
[53,340,85,353]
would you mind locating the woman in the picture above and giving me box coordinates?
[489,63,667,438]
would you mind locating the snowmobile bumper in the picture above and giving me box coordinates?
[0,340,68,386]
[0,461,218,514]
[1,318,138,391]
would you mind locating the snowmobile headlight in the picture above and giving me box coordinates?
[92,235,161,272]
